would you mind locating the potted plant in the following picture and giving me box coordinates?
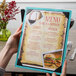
[0,0,19,41]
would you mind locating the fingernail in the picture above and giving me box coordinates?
[52,72,56,76]
[46,73,50,76]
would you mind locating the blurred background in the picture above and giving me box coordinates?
[5,2,76,34]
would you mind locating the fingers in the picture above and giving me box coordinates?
[61,60,67,76]
[14,30,22,37]
[16,23,23,32]
[46,73,57,76]
[14,23,22,37]
[46,73,50,76]
[52,73,57,76]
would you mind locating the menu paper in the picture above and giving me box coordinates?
[16,7,71,75]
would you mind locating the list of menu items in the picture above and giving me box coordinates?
[21,11,67,66]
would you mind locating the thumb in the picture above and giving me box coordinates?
[52,72,57,76]
[46,73,50,76]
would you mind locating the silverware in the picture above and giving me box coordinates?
[70,48,76,61]
[66,41,72,56]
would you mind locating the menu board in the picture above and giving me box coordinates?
[15,7,71,75]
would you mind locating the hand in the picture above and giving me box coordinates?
[46,60,67,76]
[0,24,22,69]
[5,23,22,55]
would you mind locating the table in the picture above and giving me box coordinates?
[0,29,76,74]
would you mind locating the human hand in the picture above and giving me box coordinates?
[5,24,22,55]
[46,60,67,76]
[0,24,22,69]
